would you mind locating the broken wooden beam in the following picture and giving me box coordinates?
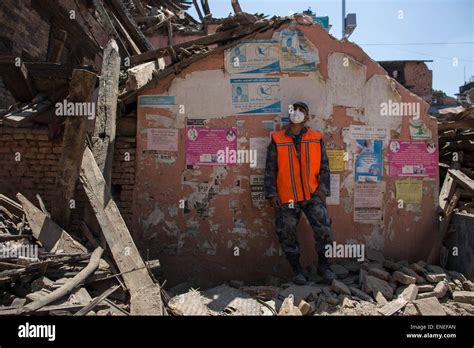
[0,55,37,102]
[51,69,97,229]
[231,0,243,14]
[92,39,121,188]
[79,148,164,315]
[17,193,88,255]
[20,247,104,313]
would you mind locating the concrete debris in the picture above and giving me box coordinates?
[414,297,446,316]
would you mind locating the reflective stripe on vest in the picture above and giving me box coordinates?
[272,129,322,203]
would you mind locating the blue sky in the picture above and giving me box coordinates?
[187,0,473,97]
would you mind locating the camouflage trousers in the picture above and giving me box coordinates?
[275,194,333,273]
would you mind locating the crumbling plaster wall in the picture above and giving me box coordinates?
[133,23,438,287]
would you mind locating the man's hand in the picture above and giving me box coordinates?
[270,196,281,208]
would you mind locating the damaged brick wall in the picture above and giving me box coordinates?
[0,126,137,230]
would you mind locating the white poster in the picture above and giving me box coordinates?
[230,77,281,115]
[326,174,340,205]
[225,39,280,75]
[250,137,271,169]
[275,27,319,72]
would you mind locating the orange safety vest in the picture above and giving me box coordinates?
[272,128,322,203]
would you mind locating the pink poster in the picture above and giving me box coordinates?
[185,127,237,166]
[388,140,438,177]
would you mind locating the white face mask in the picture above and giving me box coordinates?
[290,109,305,124]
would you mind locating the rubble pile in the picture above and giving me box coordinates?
[0,193,132,315]
[166,249,474,316]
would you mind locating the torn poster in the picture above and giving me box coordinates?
[326,174,340,205]
[225,38,280,75]
[395,180,423,204]
[231,77,281,114]
[327,149,345,172]
[354,182,385,222]
[261,120,276,132]
[139,95,176,109]
[409,119,432,140]
[147,128,178,152]
[185,128,237,166]
[354,139,383,182]
[250,175,265,207]
[275,26,319,72]
[388,140,438,177]
[250,137,271,169]
[348,125,389,142]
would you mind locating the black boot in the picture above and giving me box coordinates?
[288,254,307,285]
[317,253,336,282]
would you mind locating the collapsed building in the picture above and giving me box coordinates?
[0,0,473,316]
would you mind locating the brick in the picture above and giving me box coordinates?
[364,275,394,300]
[331,279,351,296]
[375,291,388,305]
[329,264,349,279]
[399,284,418,301]
[452,291,474,304]
[392,271,416,285]
[350,286,372,301]
[425,273,446,283]
[298,299,312,315]
[414,297,446,316]
[365,248,385,263]
[12,134,25,140]
[369,267,391,281]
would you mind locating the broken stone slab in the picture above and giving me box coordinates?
[452,291,474,305]
[340,295,357,309]
[329,264,350,279]
[364,275,394,300]
[425,273,447,283]
[403,302,419,316]
[447,270,467,283]
[350,287,373,302]
[417,284,435,293]
[414,297,446,315]
[298,299,312,315]
[399,284,419,301]
[30,276,55,292]
[278,295,302,316]
[378,297,408,316]
[375,291,388,306]
[331,279,351,296]
[341,275,359,286]
[278,285,323,304]
[202,285,263,315]
[411,263,427,274]
[368,267,391,281]
[462,280,474,292]
[400,266,425,284]
[416,280,449,300]
[426,264,446,274]
[365,248,385,263]
[341,260,362,273]
[392,271,417,285]
[383,260,402,272]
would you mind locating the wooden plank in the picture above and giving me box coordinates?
[110,10,141,56]
[448,169,474,193]
[110,0,153,52]
[17,193,87,255]
[129,21,269,65]
[439,171,456,211]
[79,148,164,315]
[0,56,37,102]
[92,39,121,187]
[51,69,97,228]
[20,247,103,314]
[231,0,243,13]
[74,284,120,316]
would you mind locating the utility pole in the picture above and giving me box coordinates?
[342,0,346,38]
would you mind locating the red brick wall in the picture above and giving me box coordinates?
[0,126,62,209]
[0,125,137,230]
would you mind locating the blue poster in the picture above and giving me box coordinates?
[354,139,382,183]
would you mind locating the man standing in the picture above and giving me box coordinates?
[264,102,336,284]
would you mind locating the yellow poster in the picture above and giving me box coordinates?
[327,149,345,172]
[395,180,423,204]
